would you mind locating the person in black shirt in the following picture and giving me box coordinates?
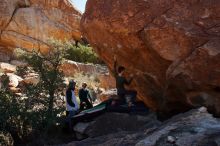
[79,82,93,110]
[112,56,137,106]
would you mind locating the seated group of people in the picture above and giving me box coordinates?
[65,82,93,118]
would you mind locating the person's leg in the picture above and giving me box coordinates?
[117,93,126,105]
[66,111,69,117]
[125,90,137,106]
[85,99,93,109]
[80,101,87,111]
[127,90,137,99]
[80,102,83,111]
[67,110,75,131]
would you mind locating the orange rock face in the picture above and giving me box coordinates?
[0,0,81,55]
[81,0,220,115]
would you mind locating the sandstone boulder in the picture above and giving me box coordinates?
[22,74,39,85]
[0,47,11,62]
[97,88,117,102]
[61,60,115,89]
[81,0,220,115]
[10,60,28,67]
[7,73,23,87]
[98,74,115,89]
[0,0,81,55]
[0,62,16,73]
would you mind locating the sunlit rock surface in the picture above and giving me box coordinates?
[0,0,81,56]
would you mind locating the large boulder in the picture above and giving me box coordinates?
[136,107,220,146]
[0,0,81,55]
[67,112,160,146]
[81,0,220,115]
[66,107,220,146]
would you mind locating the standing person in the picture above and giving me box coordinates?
[79,82,93,110]
[65,80,79,119]
[112,56,137,106]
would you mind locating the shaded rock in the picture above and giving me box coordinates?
[73,122,92,134]
[66,112,160,146]
[66,107,220,146]
[136,107,220,146]
[0,0,81,55]
[81,0,220,115]
[84,112,160,138]
[66,131,150,146]
[167,136,176,144]
[0,62,16,73]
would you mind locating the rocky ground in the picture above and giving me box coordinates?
[61,107,220,146]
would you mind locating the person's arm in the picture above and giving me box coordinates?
[87,90,92,102]
[125,74,134,85]
[78,89,83,101]
[66,90,75,107]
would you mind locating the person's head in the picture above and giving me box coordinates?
[68,80,76,90]
[82,82,87,88]
[118,66,125,75]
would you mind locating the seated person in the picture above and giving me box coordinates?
[79,82,93,110]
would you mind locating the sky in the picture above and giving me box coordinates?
[70,0,87,13]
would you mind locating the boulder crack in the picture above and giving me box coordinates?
[0,4,29,40]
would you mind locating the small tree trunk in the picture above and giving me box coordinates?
[48,90,55,117]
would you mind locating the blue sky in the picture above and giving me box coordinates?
[70,0,87,13]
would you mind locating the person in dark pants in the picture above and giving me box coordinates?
[112,55,137,106]
[65,80,79,131]
[79,82,93,110]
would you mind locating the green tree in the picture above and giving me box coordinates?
[65,43,104,64]
[0,74,26,145]
[22,39,66,118]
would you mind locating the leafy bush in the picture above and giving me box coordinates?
[0,74,28,145]
[65,43,104,64]
[0,39,68,145]
[20,39,66,120]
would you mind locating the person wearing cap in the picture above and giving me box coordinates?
[79,82,93,110]
[65,80,79,118]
